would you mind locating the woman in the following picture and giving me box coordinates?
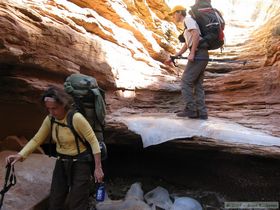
[6,85,104,210]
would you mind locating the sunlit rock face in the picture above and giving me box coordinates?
[0,0,178,139]
[0,0,178,95]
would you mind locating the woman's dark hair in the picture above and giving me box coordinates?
[41,85,73,110]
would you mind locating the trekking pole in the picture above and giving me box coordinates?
[0,164,17,209]
[170,55,248,67]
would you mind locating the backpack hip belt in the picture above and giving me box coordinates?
[57,150,93,162]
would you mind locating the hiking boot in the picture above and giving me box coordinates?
[177,110,198,118]
[176,111,188,117]
[174,106,189,114]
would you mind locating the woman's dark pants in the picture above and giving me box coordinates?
[48,159,91,210]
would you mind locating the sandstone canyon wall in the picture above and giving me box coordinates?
[0,0,177,139]
[0,1,280,208]
[0,0,279,140]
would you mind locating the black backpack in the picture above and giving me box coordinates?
[189,1,225,50]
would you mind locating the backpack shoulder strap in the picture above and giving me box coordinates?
[183,19,187,30]
[49,112,84,155]
[214,9,225,29]
[50,115,68,146]
[51,117,68,127]
[66,110,88,154]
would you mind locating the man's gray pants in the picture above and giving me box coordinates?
[181,48,209,115]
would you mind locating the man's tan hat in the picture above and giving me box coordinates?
[168,5,186,15]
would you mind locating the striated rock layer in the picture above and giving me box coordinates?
[0,0,176,139]
[0,1,280,209]
[0,0,279,148]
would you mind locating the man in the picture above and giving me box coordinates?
[166,5,209,120]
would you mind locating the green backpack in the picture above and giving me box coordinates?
[64,73,107,160]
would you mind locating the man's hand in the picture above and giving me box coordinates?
[164,58,174,67]
[188,53,195,62]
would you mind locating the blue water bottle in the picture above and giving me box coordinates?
[96,182,105,202]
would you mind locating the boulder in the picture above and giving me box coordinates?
[144,186,173,210]
[96,182,151,210]
[0,151,55,210]
[171,197,202,210]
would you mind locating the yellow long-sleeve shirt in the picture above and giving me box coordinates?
[19,112,101,159]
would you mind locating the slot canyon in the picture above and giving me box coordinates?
[0,0,280,209]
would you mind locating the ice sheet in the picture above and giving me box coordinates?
[117,113,280,148]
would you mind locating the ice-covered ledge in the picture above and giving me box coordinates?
[113,113,280,149]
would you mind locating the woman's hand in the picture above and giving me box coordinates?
[93,152,104,183]
[94,167,104,183]
[6,154,23,165]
